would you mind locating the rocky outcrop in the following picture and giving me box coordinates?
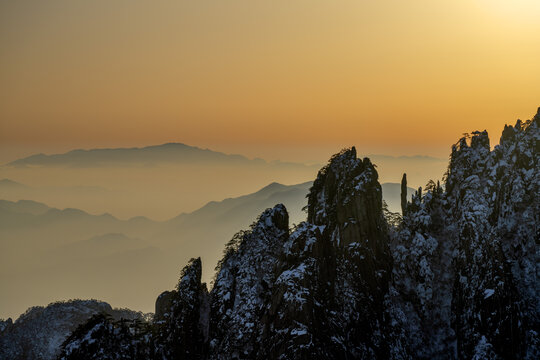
[0,300,146,360]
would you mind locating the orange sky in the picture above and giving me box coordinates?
[1,0,539,163]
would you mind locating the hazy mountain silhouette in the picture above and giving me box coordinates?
[168,181,312,227]
[0,199,50,215]
[0,180,110,215]
[0,146,446,222]
[0,179,29,190]
[4,143,317,169]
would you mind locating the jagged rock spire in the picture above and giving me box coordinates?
[154,257,207,359]
[400,173,407,215]
[307,147,386,251]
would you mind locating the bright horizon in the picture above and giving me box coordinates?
[2,0,540,164]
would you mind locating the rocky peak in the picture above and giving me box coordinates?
[262,147,393,358]
[500,123,517,144]
[307,147,385,249]
[470,130,490,151]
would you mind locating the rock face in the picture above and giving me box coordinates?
[55,109,539,359]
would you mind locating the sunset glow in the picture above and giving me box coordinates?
[1,0,539,163]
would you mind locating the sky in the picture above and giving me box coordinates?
[1,0,539,164]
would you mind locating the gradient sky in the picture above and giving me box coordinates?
[1,0,539,163]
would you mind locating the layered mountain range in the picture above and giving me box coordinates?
[2,109,539,359]
[0,181,412,320]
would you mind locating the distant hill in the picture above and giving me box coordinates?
[0,179,29,190]
[0,201,134,232]
[4,143,317,169]
[0,199,51,215]
[169,181,312,227]
[381,182,415,213]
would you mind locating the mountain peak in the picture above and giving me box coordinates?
[4,143,253,167]
[307,147,381,228]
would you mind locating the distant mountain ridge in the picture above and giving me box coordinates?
[0,181,412,223]
[4,143,447,168]
[4,143,317,168]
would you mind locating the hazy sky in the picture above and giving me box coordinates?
[1,0,539,163]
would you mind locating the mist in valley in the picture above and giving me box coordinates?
[1,143,434,319]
